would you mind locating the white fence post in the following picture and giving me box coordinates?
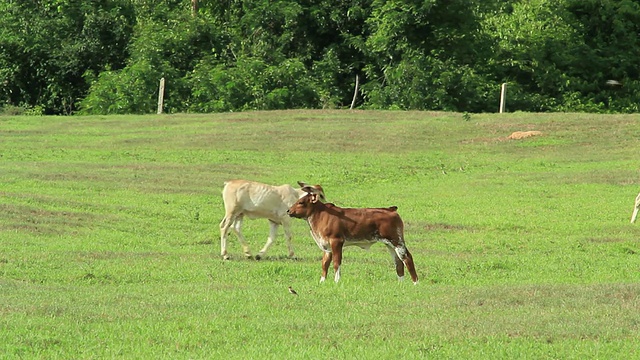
[191,0,198,17]
[499,83,507,113]
[350,74,360,110]
[157,77,165,114]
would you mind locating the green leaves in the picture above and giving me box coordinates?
[0,1,135,114]
[4,0,640,114]
[188,56,319,112]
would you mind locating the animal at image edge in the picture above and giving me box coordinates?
[632,192,640,224]
[219,180,326,260]
[287,190,419,284]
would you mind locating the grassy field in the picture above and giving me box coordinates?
[1,110,640,359]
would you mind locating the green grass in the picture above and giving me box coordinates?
[1,110,640,358]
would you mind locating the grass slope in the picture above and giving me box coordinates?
[1,110,640,358]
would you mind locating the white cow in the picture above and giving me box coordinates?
[219,180,326,260]
[632,192,640,223]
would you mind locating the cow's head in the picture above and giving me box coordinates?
[287,192,321,219]
[297,181,326,202]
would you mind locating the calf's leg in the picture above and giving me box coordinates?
[394,245,418,284]
[331,241,344,283]
[282,217,295,258]
[219,214,235,260]
[386,245,406,281]
[320,252,332,283]
[230,216,252,258]
[632,192,640,223]
[256,220,278,260]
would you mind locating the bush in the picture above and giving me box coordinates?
[361,53,496,112]
[0,104,44,116]
[188,57,320,112]
[79,60,167,115]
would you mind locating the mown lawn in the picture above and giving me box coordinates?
[1,110,640,359]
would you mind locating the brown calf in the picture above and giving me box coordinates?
[287,192,418,284]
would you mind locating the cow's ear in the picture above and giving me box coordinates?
[311,194,319,203]
[297,181,308,188]
[301,185,314,194]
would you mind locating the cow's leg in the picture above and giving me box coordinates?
[219,214,236,260]
[394,244,418,284]
[256,220,278,260]
[230,216,252,258]
[632,192,640,223]
[320,251,332,283]
[386,244,405,281]
[331,241,344,283]
[282,217,295,258]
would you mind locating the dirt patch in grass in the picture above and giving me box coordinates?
[74,251,170,261]
[587,237,627,243]
[424,223,479,232]
[458,136,504,145]
[507,130,542,140]
[0,203,98,236]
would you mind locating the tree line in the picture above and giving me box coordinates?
[1,0,639,115]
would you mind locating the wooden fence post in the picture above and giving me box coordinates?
[157,77,165,114]
[499,83,507,113]
[191,0,198,17]
[350,74,359,110]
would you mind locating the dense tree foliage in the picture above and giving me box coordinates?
[0,0,135,114]
[1,0,639,115]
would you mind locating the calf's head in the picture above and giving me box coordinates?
[287,193,320,219]
[297,181,326,202]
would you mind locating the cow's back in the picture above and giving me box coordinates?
[355,207,403,239]
[318,204,403,240]
[222,180,298,220]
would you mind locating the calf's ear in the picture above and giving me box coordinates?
[300,185,317,195]
[311,194,319,203]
